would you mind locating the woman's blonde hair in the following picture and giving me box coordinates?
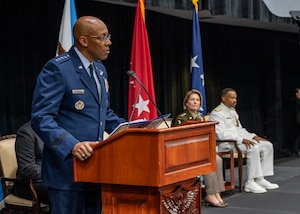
[183,89,203,110]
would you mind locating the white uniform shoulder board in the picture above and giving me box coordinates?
[215,107,222,112]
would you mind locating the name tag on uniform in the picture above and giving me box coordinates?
[72,89,85,94]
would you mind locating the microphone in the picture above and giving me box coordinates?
[127,70,170,128]
[127,70,137,79]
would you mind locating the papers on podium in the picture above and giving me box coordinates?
[109,113,171,137]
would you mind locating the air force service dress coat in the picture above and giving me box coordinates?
[31,46,125,190]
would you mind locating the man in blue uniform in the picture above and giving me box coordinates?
[31,16,125,213]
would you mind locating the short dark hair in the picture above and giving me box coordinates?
[221,88,236,97]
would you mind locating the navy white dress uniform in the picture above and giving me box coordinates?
[31,46,125,211]
[210,102,276,192]
[171,110,226,197]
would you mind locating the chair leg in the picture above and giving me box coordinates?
[33,202,40,214]
[229,151,235,194]
[238,157,243,192]
[222,159,226,180]
[4,208,9,214]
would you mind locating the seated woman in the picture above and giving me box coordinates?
[172,89,228,208]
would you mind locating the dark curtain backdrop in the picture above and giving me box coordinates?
[207,0,293,23]
[109,0,294,23]
[1,0,299,158]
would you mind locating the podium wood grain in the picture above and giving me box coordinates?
[73,121,217,213]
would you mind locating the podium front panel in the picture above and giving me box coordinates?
[74,122,217,187]
[158,122,216,185]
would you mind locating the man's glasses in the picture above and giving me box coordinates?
[83,34,111,42]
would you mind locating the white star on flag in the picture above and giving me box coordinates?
[191,55,205,87]
[134,95,150,116]
[200,74,205,86]
[129,80,135,87]
[191,55,200,70]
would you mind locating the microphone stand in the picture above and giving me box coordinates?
[127,86,142,129]
[127,70,170,128]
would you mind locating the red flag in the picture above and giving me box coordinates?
[128,0,157,121]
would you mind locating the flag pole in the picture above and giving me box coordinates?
[190,0,207,114]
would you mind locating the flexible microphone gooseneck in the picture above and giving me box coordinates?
[127,85,142,129]
[127,70,170,128]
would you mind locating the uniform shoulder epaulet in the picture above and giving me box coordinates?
[173,117,184,125]
[172,112,187,126]
[179,112,187,117]
[55,54,70,64]
[214,107,222,112]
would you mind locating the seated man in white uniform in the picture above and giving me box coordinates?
[210,88,279,194]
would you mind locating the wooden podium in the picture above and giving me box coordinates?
[73,121,217,214]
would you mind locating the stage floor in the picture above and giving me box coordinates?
[203,156,300,214]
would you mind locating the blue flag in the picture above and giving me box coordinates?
[190,0,206,114]
[0,178,3,209]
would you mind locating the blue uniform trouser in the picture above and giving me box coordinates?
[48,185,101,214]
